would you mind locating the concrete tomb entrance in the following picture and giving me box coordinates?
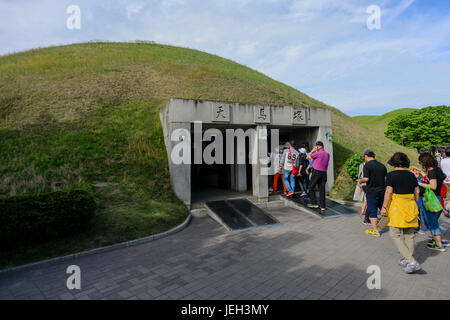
[160,98,334,209]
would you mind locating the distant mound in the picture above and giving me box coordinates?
[0,42,419,266]
[354,108,418,131]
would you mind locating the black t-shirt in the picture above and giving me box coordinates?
[363,160,387,197]
[299,157,309,175]
[386,170,418,194]
[420,168,446,196]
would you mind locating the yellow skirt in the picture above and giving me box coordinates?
[386,193,419,228]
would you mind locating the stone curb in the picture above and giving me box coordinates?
[0,214,193,275]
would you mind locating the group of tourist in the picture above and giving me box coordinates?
[354,147,450,274]
[268,141,450,274]
[268,140,330,212]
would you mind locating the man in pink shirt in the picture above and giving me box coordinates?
[306,141,330,212]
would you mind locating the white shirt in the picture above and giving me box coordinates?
[268,151,283,174]
[441,158,450,184]
[281,148,299,171]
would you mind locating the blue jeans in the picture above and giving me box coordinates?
[283,170,296,193]
[366,196,383,219]
[421,196,442,235]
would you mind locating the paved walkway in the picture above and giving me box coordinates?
[1,205,450,300]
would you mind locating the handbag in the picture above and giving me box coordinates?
[289,148,299,176]
[423,186,443,212]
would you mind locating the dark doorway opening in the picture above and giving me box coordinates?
[267,126,319,153]
[191,124,255,203]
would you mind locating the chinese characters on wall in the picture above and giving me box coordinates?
[212,104,307,125]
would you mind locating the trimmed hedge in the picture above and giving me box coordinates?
[0,190,96,247]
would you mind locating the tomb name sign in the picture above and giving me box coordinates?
[254,106,271,124]
[292,107,307,125]
[212,104,230,123]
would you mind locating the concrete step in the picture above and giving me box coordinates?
[204,198,281,232]
[190,207,208,218]
[191,195,285,217]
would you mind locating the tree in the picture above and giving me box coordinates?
[385,106,450,150]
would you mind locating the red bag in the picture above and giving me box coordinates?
[441,184,447,208]
[289,148,299,176]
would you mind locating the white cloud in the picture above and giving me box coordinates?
[125,3,145,19]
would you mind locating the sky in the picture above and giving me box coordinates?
[0,0,449,116]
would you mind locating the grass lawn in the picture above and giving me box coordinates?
[0,42,419,268]
[353,108,418,131]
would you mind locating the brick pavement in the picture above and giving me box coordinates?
[1,206,449,300]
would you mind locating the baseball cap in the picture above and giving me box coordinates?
[364,149,375,158]
[315,141,324,147]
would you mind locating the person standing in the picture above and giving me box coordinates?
[267,147,279,193]
[271,142,287,195]
[299,146,312,191]
[297,151,310,197]
[354,161,368,224]
[441,147,450,186]
[410,166,427,234]
[418,152,448,251]
[306,141,330,211]
[435,149,442,167]
[358,150,387,237]
[280,141,299,197]
[441,147,450,215]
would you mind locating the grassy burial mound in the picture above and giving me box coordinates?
[353,108,417,132]
[0,42,418,267]
[352,108,420,169]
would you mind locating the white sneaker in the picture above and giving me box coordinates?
[403,261,421,274]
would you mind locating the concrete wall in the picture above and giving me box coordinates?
[160,98,334,207]
[166,99,331,127]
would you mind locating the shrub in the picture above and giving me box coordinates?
[0,190,96,248]
[345,153,364,181]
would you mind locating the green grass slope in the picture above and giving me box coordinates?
[354,108,417,131]
[0,42,419,267]
[351,108,420,174]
